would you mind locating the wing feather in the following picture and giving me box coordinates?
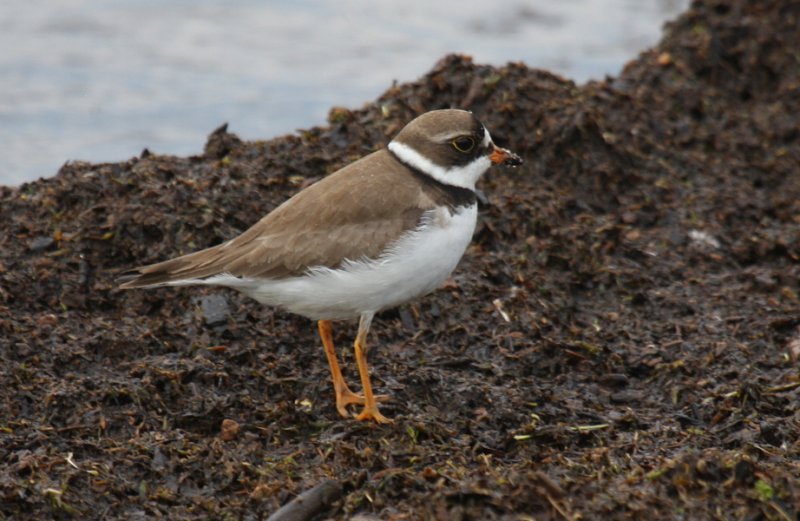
[118,150,435,288]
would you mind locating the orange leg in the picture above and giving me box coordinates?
[353,313,392,424]
[318,319,366,418]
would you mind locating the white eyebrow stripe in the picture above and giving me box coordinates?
[387,140,490,190]
[433,131,467,142]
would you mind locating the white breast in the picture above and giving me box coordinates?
[212,204,478,320]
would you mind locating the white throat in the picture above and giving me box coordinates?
[388,140,491,190]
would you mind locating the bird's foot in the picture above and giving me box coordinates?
[334,387,389,418]
[356,405,393,424]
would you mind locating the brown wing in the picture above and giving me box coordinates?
[118,150,437,287]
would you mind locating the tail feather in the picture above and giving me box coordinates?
[117,245,229,289]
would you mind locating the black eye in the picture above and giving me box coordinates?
[452,136,476,153]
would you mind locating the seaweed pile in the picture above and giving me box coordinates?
[1,0,798,519]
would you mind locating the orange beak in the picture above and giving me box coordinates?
[490,144,523,166]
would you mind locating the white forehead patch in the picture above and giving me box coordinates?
[482,128,493,148]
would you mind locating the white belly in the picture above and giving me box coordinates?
[215,204,477,320]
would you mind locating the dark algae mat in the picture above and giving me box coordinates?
[2,0,799,519]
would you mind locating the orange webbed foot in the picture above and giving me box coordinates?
[334,387,389,418]
[356,405,393,424]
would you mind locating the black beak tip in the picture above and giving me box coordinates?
[505,153,523,167]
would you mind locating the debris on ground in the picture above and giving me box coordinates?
[1,1,798,519]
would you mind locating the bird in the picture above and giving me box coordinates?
[118,109,522,424]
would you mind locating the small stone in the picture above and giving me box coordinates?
[609,390,642,404]
[600,373,629,387]
[36,314,58,328]
[29,236,54,252]
[220,418,240,441]
[200,294,229,326]
[151,447,167,472]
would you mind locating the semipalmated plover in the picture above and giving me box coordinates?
[119,109,522,423]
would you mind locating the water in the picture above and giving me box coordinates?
[0,0,688,186]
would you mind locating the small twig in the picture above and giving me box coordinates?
[266,479,343,521]
[765,381,800,394]
[65,452,79,469]
[492,298,511,322]
[546,494,577,521]
[568,423,609,432]
[768,500,793,521]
